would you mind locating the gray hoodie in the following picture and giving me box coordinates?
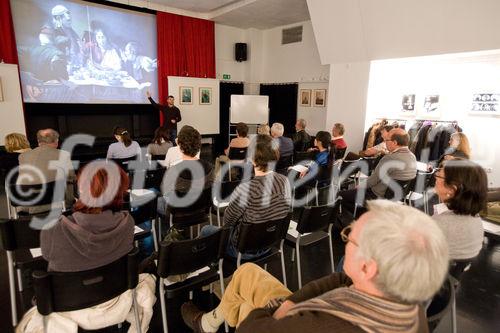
[41,210,134,272]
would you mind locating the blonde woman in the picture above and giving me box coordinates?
[257,123,271,136]
[1,133,31,173]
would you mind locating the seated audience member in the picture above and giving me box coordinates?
[147,126,173,157]
[201,134,291,259]
[162,138,201,169]
[41,163,133,272]
[271,123,294,159]
[106,126,141,159]
[158,125,214,214]
[182,200,449,333]
[339,128,417,213]
[17,129,75,212]
[331,123,347,150]
[433,160,487,260]
[18,162,156,332]
[225,122,251,155]
[257,123,271,136]
[292,131,333,185]
[292,118,311,152]
[344,125,393,161]
[0,133,31,175]
[431,132,471,169]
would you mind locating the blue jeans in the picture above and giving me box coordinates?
[200,225,270,260]
[169,128,177,145]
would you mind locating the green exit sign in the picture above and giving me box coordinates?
[222,74,231,80]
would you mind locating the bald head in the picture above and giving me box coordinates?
[37,128,59,148]
[389,128,409,147]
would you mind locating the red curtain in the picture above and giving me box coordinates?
[157,12,215,124]
[0,0,18,64]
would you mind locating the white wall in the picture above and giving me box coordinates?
[0,63,26,146]
[366,51,500,187]
[215,21,330,132]
[167,76,220,135]
[308,0,500,64]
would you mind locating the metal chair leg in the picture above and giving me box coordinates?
[451,286,457,333]
[159,278,168,333]
[296,235,302,289]
[6,251,17,327]
[280,240,287,288]
[217,207,221,227]
[218,259,229,333]
[328,224,335,273]
[132,289,142,333]
[151,218,159,251]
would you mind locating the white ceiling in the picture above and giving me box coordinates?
[128,0,310,29]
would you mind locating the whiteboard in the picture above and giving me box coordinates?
[0,63,26,145]
[230,95,269,124]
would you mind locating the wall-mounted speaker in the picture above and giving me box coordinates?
[235,43,247,62]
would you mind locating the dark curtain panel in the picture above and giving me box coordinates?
[215,81,244,155]
[156,11,215,125]
[0,0,18,64]
[260,83,298,137]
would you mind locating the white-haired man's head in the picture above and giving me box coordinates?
[343,200,449,303]
[271,123,284,138]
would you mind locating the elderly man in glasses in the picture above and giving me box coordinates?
[182,200,449,333]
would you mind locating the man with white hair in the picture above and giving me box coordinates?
[292,118,311,152]
[182,200,449,333]
[48,4,82,68]
[271,122,294,159]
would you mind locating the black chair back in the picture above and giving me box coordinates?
[294,151,313,164]
[151,154,166,161]
[130,197,158,225]
[0,215,52,251]
[449,258,475,281]
[33,248,140,315]
[384,178,414,201]
[157,228,229,277]
[296,204,335,234]
[335,147,347,160]
[213,180,241,202]
[276,154,293,173]
[228,147,248,160]
[427,276,454,332]
[361,155,382,174]
[129,165,166,192]
[6,174,66,211]
[167,187,212,228]
[237,217,291,253]
[110,156,139,171]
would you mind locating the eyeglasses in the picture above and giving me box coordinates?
[340,225,359,247]
[433,168,445,180]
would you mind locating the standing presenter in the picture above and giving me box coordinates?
[146,91,182,144]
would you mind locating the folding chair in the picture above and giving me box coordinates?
[157,228,230,333]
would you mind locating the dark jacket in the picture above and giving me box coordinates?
[292,130,311,152]
[41,210,134,272]
[148,97,182,130]
[275,136,294,157]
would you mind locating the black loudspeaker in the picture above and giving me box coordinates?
[235,43,247,62]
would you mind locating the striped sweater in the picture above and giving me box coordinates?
[223,172,291,246]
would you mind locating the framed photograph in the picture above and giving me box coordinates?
[420,94,440,117]
[199,87,212,105]
[401,94,416,115]
[470,93,500,115]
[313,89,327,107]
[179,86,193,105]
[299,89,311,107]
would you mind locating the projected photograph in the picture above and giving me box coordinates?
[10,0,158,104]
[199,87,211,105]
[180,87,193,105]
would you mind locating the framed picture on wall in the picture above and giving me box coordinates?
[180,86,193,105]
[299,89,311,107]
[199,87,212,105]
[419,94,440,117]
[313,89,327,107]
[470,93,500,115]
[401,94,416,115]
